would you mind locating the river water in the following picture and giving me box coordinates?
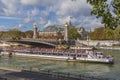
[0,49,120,80]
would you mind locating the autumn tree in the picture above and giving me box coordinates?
[90,27,106,40]
[105,28,115,40]
[114,25,120,40]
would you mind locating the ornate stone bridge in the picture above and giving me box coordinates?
[0,38,57,48]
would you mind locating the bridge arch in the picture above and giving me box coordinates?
[2,38,56,48]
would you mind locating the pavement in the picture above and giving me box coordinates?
[0,69,83,80]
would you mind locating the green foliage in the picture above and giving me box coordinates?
[105,28,115,40]
[24,30,33,38]
[1,32,9,38]
[114,25,120,40]
[7,28,21,38]
[0,30,33,39]
[68,27,81,39]
[90,27,116,40]
[20,32,26,38]
[90,27,106,40]
[87,0,120,29]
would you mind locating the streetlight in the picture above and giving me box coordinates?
[64,22,69,43]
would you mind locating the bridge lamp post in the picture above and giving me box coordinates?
[64,22,69,44]
[33,23,38,40]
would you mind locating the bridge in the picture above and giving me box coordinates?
[0,38,57,48]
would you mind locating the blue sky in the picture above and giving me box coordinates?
[0,0,103,31]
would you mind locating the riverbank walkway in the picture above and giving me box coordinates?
[0,68,83,80]
[0,67,114,80]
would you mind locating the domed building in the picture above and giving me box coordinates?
[38,25,64,41]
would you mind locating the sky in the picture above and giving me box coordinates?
[0,0,103,31]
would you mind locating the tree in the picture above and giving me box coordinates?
[20,32,26,38]
[87,0,120,29]
[105,28,115,40]
[0,31,4,38]
[114,25,120,40]
[0,32,9,38]
[7,28,21,39]
[90,27,106,40]
[24,30,33,38]
[68,27,81,40]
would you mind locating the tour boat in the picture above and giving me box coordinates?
[1,48,114,64]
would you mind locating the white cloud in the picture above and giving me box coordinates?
[18,24,24,29]
[76,16,103,30]
[21,0,39,5]
[21,0,56,6]
[44,20,52,28]
[0,0,103,31]
[0,16,22,20]
[0,0,20,16]
[56,0,92,17]
[31,8,40,16]
[24,17,34,23]
[13,24,25,30]
[38,18,46,25]
[52,0,102,30]
[0,25,8,31]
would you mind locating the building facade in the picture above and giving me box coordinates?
[38,31,64,41]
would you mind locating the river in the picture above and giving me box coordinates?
[0,49,120,80]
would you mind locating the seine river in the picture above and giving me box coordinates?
[0,49,120,80]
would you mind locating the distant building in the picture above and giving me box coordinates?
[38,31,64,41]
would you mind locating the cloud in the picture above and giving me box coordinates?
[75,16,103,30]
[13,24,24,29]
[52,0,103,30]
[0,0,20,16]
[0,0,103,31]
[18,24,24,29]
[31,8,40,16]
[24,17,34,23]
[20,0,56,6]
[56,0,92,17]
[44,20,52,28]
[38,18,46,25]
[0,16,22,20]
[0,25,8,31]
